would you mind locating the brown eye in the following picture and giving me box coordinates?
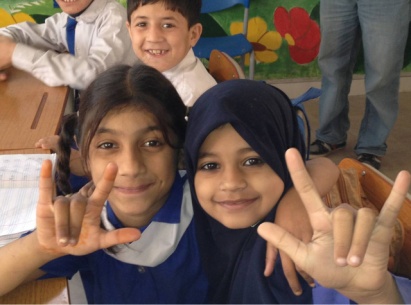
[143,140,161,147]
[98,142,115,149]
[244,158,264,166]
[199,162,219,171]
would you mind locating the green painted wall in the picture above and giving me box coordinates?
[1,0,410,80]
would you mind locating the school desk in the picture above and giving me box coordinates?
[0,67,69,152]
[0,278,70,304]
[0,68,70,304]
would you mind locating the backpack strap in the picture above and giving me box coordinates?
[291,87,321,160]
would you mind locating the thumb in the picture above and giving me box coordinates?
[100,228,141,249]
[258,222,307,267]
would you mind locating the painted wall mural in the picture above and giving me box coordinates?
[0,0,410,80]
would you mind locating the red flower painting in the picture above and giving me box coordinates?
[274,6,321,64]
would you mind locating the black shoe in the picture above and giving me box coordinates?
[310,139,346,156]
[357,153,381,170]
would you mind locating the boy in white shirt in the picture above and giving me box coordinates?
[126,0,216,106]
[36,0,217,155]
[0,0,136,90]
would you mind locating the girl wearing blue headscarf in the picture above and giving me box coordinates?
[185,79,411,304]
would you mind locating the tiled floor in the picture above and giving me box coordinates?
[303,91,411,182]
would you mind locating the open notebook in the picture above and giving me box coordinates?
[0,154,56,247]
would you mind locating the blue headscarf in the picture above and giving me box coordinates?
[185,79,312,303]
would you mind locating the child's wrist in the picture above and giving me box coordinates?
[353,272,404,304]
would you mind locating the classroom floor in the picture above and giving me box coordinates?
[303,91,411,182]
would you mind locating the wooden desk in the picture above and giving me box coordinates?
[0,148,51,155]
[0,278,70,304]
[0,68,69,151]
[0,68,70,304]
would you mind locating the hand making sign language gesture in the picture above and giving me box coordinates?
[36,160,141,255]
[258,148,411,304]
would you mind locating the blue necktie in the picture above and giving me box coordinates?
[66,17,77,55]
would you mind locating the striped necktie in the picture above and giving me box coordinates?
[66,17,77,55]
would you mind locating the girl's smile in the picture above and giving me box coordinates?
[113,183,154,195]
[214,197,258,211]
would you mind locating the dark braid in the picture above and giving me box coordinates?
[56,113,78,195]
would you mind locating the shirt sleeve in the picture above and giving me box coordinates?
[312,274,411,304]
[5,5,137,90]
[40,254,86,280]
[394,275,411,303]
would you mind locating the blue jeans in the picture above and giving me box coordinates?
[316,0,410,156]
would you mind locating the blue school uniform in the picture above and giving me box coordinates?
[184,79,411,304]
[40,174,208,304]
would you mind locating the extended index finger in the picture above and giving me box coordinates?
[285,148,329,226]
[377,170,411,231]
[83,162,117,222]
[37,160,54,213]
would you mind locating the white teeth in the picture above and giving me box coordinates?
[148,50,165,55]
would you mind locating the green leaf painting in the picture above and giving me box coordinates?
[0,0,409,79]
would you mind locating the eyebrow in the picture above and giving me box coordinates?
[95,125,161,136]
[132,15,178,22]
[197,147,255,160]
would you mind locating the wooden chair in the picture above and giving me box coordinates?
[208,49,245,83]
[325,158,411,278]
[193,0,255,79]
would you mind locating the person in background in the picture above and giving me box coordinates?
[0,0,136,95]
[125,0,216,107]
[310,1,410,170]
[35,0,216,179]
[184,79,411,303]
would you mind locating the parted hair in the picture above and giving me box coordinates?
[57,64,187,194]
[126,0,202,28]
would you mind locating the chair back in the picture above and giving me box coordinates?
[208,50,245,82]
[194,0,255,79]
[336,158,411,278]
[201,0,250,13]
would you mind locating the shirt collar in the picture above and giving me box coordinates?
[65,0,108,24]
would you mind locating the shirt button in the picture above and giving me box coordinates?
[137,266,146,273]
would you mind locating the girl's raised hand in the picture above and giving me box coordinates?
[258,148,410,304]
[35,160,141,257]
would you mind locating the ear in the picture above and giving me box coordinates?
[126,21,131,37]
[189,23,202,47]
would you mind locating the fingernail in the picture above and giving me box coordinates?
[336,257,347,266]
[69,238,77,245]
[293,290,302,296]
[349,255,361,266]
[58,237,68,244]
[309,282,316,288]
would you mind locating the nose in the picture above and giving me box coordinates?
[219,166,247,192]
[117,147,145,177]
[146,25,164,42]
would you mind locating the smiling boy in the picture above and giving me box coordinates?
[126,0,217,107]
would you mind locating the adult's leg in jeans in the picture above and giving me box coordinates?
[316,0,361,145]
[355,0,410,156]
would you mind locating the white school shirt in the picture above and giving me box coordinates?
[0,0,137,90]
[163,49,217,107]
